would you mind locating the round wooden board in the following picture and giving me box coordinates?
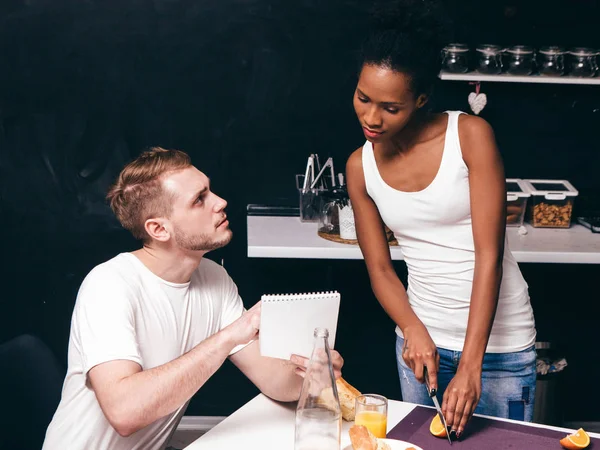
[318,230,358,245]
[317,230,398,246]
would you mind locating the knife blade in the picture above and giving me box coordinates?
[424,367,452,446]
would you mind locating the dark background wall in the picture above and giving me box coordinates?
[1,0,599,443]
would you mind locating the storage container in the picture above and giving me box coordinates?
[537,46,566,76]
[505,46,535,75]
[476,45,504,75]
[441,44,470,73]
[506,178,530,227]
[567,47,599,77]
[521,179,579,228]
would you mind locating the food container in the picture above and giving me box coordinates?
[567,47,599,77]
[537,46,566,76]
[441,44,470,73]
[505,46,535,75]
[521,179,579,228]
[506,178,530,227]
[476,45,504,75]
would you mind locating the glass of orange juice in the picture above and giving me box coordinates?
[355,394,388,438]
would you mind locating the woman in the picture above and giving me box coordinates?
[345,0,536,438]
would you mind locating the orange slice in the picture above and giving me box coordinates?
[429,413,448,438]
[560,428,590,449]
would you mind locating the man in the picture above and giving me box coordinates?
[43,147,344,450]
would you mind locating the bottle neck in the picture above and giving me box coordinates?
[313,327,329,340]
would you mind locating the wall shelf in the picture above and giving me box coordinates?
[247,215,600,264]
[439,71,600,85]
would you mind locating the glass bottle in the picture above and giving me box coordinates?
[294,328,341,450]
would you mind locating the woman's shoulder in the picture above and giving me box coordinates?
[347,144,364,165]
[455,112,494,136]
[346,144,368,185]
[455,113,499,165]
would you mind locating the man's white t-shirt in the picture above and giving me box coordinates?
[43,253,246,450]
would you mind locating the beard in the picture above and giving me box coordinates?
[174,227,232,252]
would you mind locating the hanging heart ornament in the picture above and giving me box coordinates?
[468,92,487,115]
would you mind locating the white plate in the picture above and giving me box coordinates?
[343,439,423,450]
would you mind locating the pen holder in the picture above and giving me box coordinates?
[296,174,325,222]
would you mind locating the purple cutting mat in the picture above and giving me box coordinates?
[387,406,599,449]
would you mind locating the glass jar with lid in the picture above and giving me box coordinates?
[537,46,566,76]
[441,43,470,73]
[317,187,350,241]
[505,46,535,75]
[567,47,599,77]
[475,44,504,74]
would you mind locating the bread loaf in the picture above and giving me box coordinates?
[349,425,391,450]
[337,377,362,421]
[315,377,362,421]
[349,425,377,450]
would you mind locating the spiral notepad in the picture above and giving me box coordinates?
[259,291,341,360]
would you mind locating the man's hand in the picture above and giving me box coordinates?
[442,368,482,438]
[225,301,261,347]
[289,350,344,379]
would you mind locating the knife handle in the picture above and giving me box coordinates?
[423,367,436,397]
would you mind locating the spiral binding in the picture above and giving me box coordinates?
[260,291,340,302]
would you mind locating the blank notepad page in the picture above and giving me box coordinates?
[259,291,341,360]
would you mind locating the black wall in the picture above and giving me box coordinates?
[1,0,599,435]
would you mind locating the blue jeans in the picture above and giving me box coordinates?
[396,335,536,421]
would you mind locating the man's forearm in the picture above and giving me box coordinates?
[257,358,303,402]
[103,328,236,436]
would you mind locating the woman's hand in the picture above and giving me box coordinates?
[402,324,440,390]
[442,368,482,438]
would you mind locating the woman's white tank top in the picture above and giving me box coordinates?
[361,111,535,352]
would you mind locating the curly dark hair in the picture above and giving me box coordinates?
[360,0,453,96]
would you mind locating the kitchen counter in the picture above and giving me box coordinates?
[185,394,600,449]
[247,215,600,264]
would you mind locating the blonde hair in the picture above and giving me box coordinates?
[106,147,191,242]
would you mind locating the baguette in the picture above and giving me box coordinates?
[349,425,391,450]
[337,377,362,421]
[316,377,362,421]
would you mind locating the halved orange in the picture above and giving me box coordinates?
[560,428,590,449]
[429,413,448,438]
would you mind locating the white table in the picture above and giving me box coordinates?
[247,216,600,264]
[185,394,600,449]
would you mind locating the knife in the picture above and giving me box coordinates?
[424,367,453,445]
